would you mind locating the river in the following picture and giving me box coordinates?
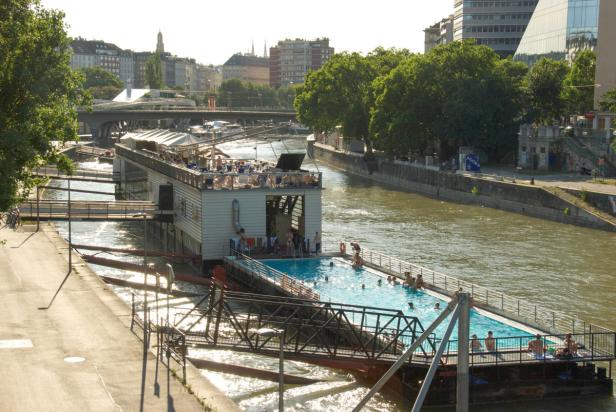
[45,137,616,411]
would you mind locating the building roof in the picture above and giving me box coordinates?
[223,53,269,68]
[70,39,121,55]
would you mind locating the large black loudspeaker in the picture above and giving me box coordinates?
[159,185,173,210]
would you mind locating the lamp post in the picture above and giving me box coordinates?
[257,328,284,411]
[133,212,149,347]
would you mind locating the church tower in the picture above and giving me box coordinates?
[156,30,165,53]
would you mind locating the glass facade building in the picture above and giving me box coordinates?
[514,0,600,65]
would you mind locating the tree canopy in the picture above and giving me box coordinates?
[216,79,296,109]
[524,58,569,125]
[145,52,163,89]
[0,0,87,210]
[79,66,123,100]
[563,50,596,115]
[295,48,410,151]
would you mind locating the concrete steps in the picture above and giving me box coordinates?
[542,186,616,229]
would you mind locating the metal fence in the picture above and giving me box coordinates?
[354,245,614,337]
[226,252,321,301]
[19,199,157,221]
[34,165,114,181]
[433,332,616,367]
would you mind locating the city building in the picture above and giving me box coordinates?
[222,53,269,85]
[269,38,334,88]
[70,39,122,79]
[514,0,600,65]
[512,0,615,109]
[156,30,165,54]
[132,51,152,89]
[453,0,538,58]
[424,15,455,53]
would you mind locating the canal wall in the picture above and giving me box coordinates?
[313,143,616,232]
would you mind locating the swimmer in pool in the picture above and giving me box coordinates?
[361,283,365,289]
[325,275,329,282]
[434,302,441,310]
[408,302,414,309]
[377,279,382,286]
[329,261,334,267]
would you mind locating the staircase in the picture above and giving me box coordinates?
[542,186,616,229]
[563,136,616,176]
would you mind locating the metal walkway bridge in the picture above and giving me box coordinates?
[19,199,159,221]
[33,165,116,183]
[133,286,434,370]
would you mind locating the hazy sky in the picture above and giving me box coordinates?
[41,0,454,65]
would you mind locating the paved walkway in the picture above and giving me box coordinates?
[0,224,239,412]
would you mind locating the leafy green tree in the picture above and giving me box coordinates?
[0,0,87,210]
[370,42,525,161]
[295,48,409,151]
[599,89,616,113]
[563,50,596,114]
[145,52,163,89]
[78,67,123,100]
[524,58,569,124]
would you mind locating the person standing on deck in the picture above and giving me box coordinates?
[314,231,321,255]
[286,229,294,257]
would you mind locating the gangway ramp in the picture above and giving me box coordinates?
[165,288,433,369]
[33,165,116,183]
[19,199,160,221]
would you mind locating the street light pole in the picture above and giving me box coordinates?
[257,328,284,411]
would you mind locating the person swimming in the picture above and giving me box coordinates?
[377,279,382,286]
[324,275,329,282]
[434,302,441,310]
[361,283,365,289]
[408,302,414,309]
[329,261,334,268]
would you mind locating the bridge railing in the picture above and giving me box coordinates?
[116,144,321,190]
[18,199,157,220]
[33,165,114,180]
[353,245,615,337]
[171,286,434,363]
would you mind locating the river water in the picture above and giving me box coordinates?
[46,137,616,411]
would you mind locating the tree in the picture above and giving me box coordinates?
[563,50,596,114]
[78,67,122,100]
[524,58,569,124]
[0,0,87,210]
[145,52,163,89]
[370,42,526,161]
[599,89,616,113]
[295,48,409,151]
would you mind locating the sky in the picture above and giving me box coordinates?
[40,0,454,65]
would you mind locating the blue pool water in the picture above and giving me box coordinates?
[259,257,533,342]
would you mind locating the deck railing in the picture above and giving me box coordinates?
[116,144,321,191]
[432,332,616,367]
[226,252,320,301]
[353,245,614,337]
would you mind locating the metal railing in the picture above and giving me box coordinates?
[33,165,114,180]
[116,144,321,191]
[172,287,433,364]
[354,245,615,337]
[19,199,157,221]
[433,332,616,367]
[226,252,321,301]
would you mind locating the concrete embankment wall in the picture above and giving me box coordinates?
[314,143,616,232]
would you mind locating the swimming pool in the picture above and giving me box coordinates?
[257,257,534,342]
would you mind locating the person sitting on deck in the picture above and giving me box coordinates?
[556,333,578,358]
[528,334,545,357]
[485,331,495,352]
[471,335,482,352]
[415,274,425,289]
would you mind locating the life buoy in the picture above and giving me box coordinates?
[339,242,346,254]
